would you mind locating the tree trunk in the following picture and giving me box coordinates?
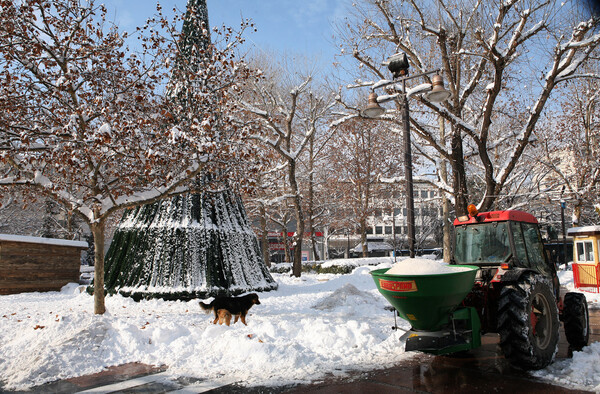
[311,237,320,261]
[307,136,320,261]
[289,159,304,277]
[259,205,270,267]
[91,220,106,315]
[451,126,469,216]
[323,228,329,260]
[573,203,582,225]
[439,116,452,263]
[360,218,368,258]
[292,208,304,276]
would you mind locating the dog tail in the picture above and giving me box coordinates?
[199,301,213,313]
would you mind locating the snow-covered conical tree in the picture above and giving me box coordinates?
[104,189,277,300]
[103,0,277,300]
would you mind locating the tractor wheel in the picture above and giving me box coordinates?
[498,273,559,370]
[563,292,589,351]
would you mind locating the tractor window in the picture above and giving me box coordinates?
[576,241,594,263]
[510,222,530,267]
[454,222,510,264]
[522,222,550,275]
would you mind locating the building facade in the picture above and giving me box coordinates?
[328,180,444,258]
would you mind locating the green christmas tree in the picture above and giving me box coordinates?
[103,0,277,300]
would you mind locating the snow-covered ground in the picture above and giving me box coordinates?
[1,257,599,391]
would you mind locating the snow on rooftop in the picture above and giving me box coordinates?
[0,234,88,248]
[567,226,600,235]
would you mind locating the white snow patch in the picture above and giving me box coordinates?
[0,265,599,391]
[0,267,412,390]
[0,234,88,248]
[386,258,472,275]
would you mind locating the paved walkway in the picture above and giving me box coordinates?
[8,310,600,393]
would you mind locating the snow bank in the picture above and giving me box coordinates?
[1,262,599,392]
[386,258,472,275]
[0,263,412,390]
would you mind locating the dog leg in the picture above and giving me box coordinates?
[240,313,247,325]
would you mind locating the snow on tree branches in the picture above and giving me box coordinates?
[0,0,260,313]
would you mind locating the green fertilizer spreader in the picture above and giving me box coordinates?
[371,265,481,355]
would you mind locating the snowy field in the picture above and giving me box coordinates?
[1,257,600,391]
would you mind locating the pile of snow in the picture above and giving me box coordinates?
[1,260,600,392]
[386,258,473,275]
[312,282,379,313]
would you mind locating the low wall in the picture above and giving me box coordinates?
[0,234,88,295]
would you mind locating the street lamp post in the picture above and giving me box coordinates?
[400,78,417,258]
[561,200,567,268]
[362,53,450,258]
[345,229,350,259]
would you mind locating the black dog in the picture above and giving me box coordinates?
[199,293,260,326]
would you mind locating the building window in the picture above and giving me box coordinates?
[375,226,383,235]
[576,241,594,263]
[394,208,401,217]
[366,227,374,235]
[403,208,407,216]
[421,190,428,198]
[375,208,383,217]
[430,191,436,198]
[395,226,402,234]
[385,226,392,235]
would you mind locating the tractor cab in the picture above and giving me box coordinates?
[452,205,559,297]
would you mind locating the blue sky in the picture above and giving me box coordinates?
[100,0,350,73]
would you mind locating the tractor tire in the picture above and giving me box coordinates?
[563,292,589,351]
[498,273,559,370]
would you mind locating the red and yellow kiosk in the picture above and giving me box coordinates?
[569,226,600,293]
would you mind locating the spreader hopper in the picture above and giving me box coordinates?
[371,264,480,355]
[371,265,478,330]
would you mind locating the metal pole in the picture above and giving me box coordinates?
[561,200,567,268]
[346,230,350,259]
[393,211,397,263]
[401,79,416,258]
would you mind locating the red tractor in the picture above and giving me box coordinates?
[453,206,589,369]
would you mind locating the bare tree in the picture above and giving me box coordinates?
[325,118,403,256]
[335,0,600,216]
[535,61,600,225]
[0,0,258,313]
[239,58,335,276]
[243,156,288,266]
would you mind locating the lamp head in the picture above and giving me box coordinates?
[424,74,451,102]
[362,91,385,118]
